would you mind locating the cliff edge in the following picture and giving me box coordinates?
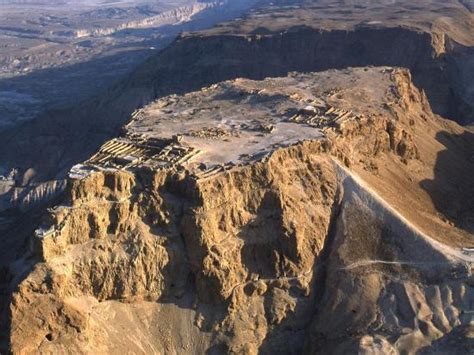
[6,67,473,353]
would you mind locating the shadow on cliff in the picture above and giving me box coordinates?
[419,325,474,354]
[255,185,343,353]
[0,209,45,353]
[420,130,474,235]
[1,15,473,352]
[238,190,298,278]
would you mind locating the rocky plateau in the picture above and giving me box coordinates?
[0,0,473,354]
[5,67,474,353]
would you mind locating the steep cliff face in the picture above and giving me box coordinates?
[183,144,338,304]
[10,143,338,353]
[7,68,473,353]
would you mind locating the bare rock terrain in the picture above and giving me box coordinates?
[6,67,473,353]
[1,1,473,353]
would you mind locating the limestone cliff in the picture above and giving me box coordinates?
[7,67,474,354]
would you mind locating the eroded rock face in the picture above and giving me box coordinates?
[184,144,338,303]
[8,68,474,353]
[11,141,339,352]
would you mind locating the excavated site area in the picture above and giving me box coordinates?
[7,67,474,354]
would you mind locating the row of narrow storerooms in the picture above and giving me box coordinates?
[68,137,197,179]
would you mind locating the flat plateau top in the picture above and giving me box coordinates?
[193,0,474,46]
[123,67,396,172]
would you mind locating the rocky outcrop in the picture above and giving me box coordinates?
[11,142,337,353]
[0,178,67,216]
[7,68,474,353]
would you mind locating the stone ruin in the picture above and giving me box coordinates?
[289,104,360,128]
[69,136,199,180]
